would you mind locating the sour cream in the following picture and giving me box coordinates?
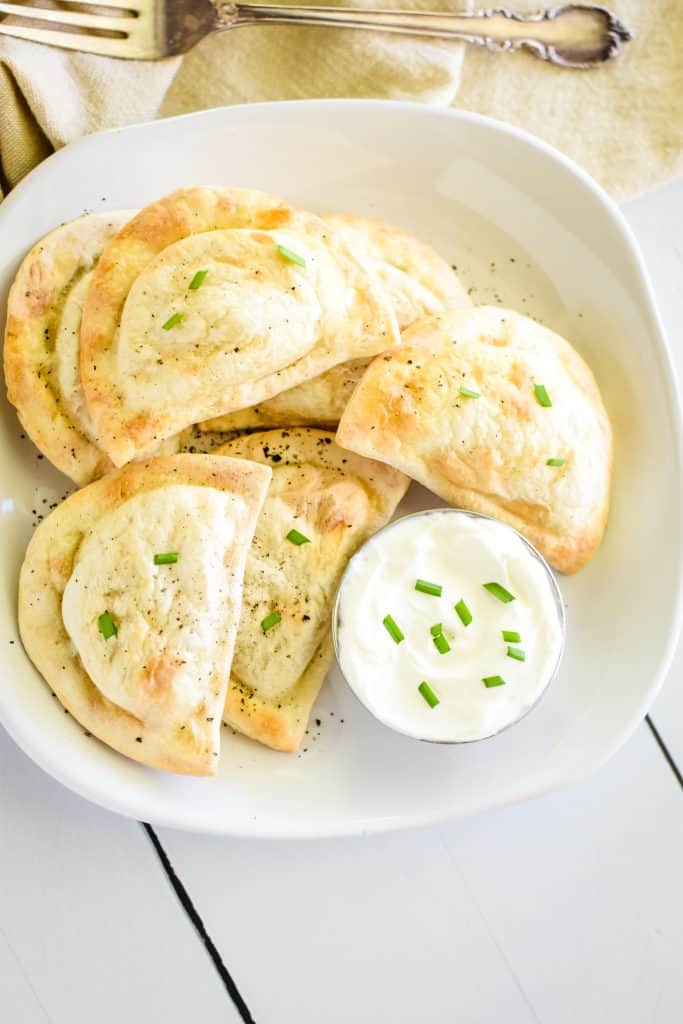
[334,510,565,743]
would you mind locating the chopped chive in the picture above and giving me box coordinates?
[261,610,281,633]
[383,615,404,644]
[433,632,451,655]
[482,675,506,688]
[188,269,208,290]
[483,582,515,604]
[277,244,306,267]
[502,630,521,643]
[534,383,552,407]
[162,312,183,330]
[286,528,310,546]
[459,386,481,399]
[97,611,117,639]
[507,646,526,662]
[546,457,566,467]
[154,552,178,565]
[415,579,442,597]
[418,681,440,708]
[454,598,472,627]
[430,623,443,636]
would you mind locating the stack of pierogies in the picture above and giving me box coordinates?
[4,185,612,776]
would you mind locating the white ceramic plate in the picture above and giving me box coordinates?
[1,101,681,837]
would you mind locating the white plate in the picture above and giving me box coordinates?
[1,101,681,837]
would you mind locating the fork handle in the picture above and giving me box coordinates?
[219,4,631,68]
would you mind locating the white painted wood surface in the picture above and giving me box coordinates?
[160,723,683,1024]
[1,178,682,1024]
[0,727,239,1024]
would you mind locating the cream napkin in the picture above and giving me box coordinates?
[0,0,468,195]
[0,0,681,200]
[456,0,683,201]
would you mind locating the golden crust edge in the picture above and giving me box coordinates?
[224,634,335,753]
[3,213,135,484]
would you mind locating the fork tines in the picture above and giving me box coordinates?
[0,0,147,58]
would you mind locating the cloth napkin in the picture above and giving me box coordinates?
[0,0,681,201]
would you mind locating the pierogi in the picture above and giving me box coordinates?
[18,454,271,774]
[336,307,613,573]
[80,187,398,466]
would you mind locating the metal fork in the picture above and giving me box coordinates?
[0,2,631,66]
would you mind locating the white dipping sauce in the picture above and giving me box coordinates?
[335,510,564,742]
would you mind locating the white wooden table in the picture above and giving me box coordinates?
[2,178,683,1024]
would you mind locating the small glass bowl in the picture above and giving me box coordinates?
[331,507,567,745]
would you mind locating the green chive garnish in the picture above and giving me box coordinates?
[277,244,306,267]
[502,630,521,643]
[154,552,178,565]
[261,611,281,633]
[534,383,552,407]
[189,269,208,290]
[459,386,481,399]
[162,312,183,330]
[482,675,506,688]
[415,579,442,597]
[383,615,404,644]
[546,457,566,467]
[455,599,472,627]
[433,632,451,655]
[507,646,526,662]
[430,623,443,636]
[418,681,440,708]
[98,611,117,639]
[483,582,515,604]
[286,528,310,546]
